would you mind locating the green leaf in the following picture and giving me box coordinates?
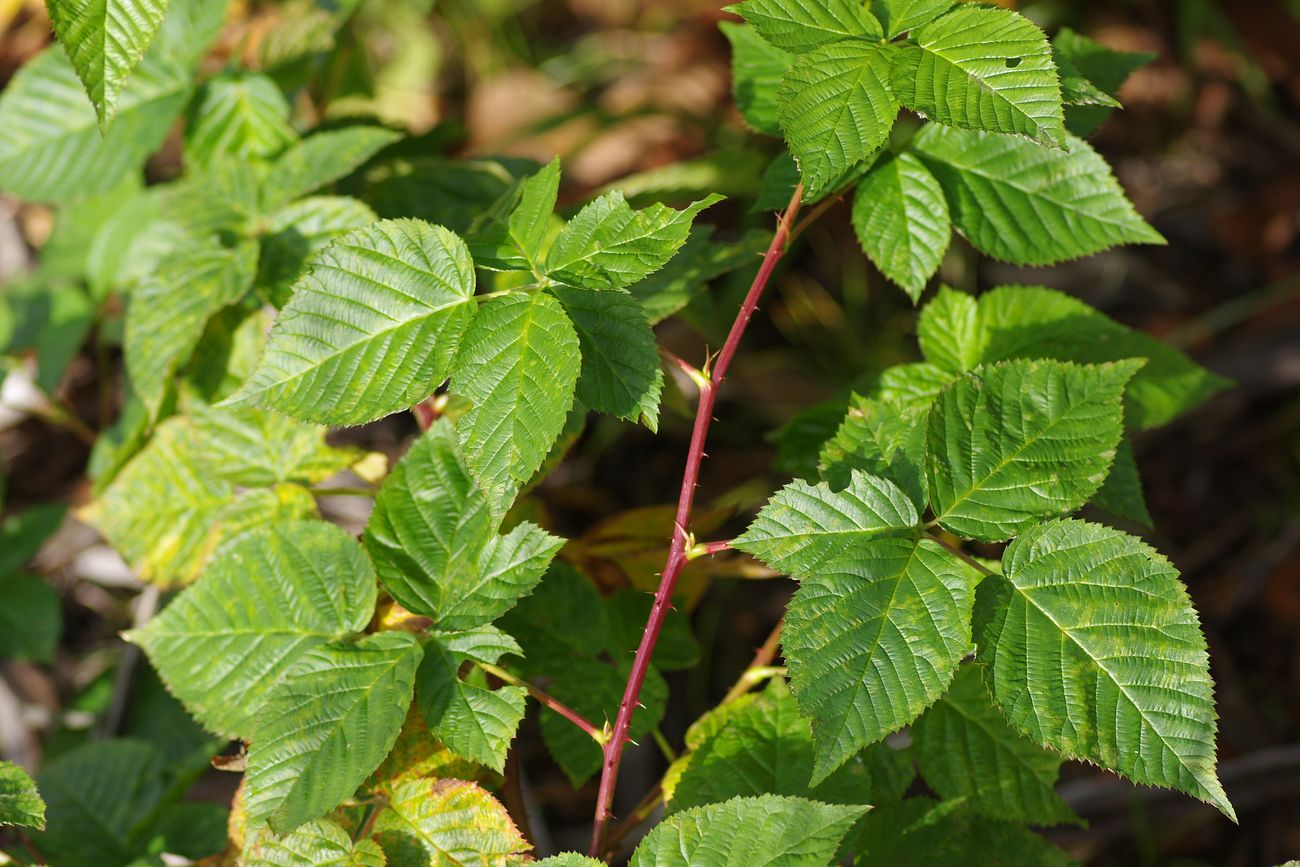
[926,359,1141,542]
[0,503,67,576]
[728,0,882,53]
[191,402,360,487]
[85,417,236,586]
[536,857,604,867]
[719,21,793,136]
[185,71,296,167]
[606,588,699,672]
[735,474,972,781]
[499,561,609,670]
[817,394,927,510]
[870,0,950,38]
[366,419,563,628]
[417,628,526,773]
[229,219,476,426]
[125,235,258,418]
[551,285,663,429]
[869,361,952,411]
[244,818,386,866]
[912,665,1079,825]
[0,47,189,203]
[891,5,1065,147]
[1090,437,1152,526]
[258,196,379,308]
[45,0,172,128]
[371,778,529,866]
[910,124,1165,266]
[851,152,949,301]
[144,801,228,860]
[263,126,401,209]
[856,798,1077,867]
[129,521,377,739]
[2,277,95,393]
[916,284,983,373]
[778,41,897,200]
[0,761,45,830]
[469,158,560,271]
[1053,50,1122,109]
[453,291,581,513]
[32,740,166,867]
[545,193,723,290]
[1054,27,1155,137]
[630,794,867,867]
[245,631,422,834]
[0,574,61,663]
[627,226,768,324]
[974,519,1234,820]
[671,685,879,812]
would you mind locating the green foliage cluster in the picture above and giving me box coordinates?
[0,0,1235,864]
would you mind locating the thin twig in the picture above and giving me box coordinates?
[478,662,605,744]
[721,618,785,705]
[686,539,731,561]
[588,184,807,858]
[926,533,996,577]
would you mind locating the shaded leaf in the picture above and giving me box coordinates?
[871,0,951,38]
[0,574,61,663]
[262,126,401,209]
[857,797,1077,866]
[258,196,379,308]
[719,21,793,136]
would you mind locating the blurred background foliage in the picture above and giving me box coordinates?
[1,0,1298,864]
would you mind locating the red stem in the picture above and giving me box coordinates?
[587,184,805,857]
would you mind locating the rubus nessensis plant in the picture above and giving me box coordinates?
[0,0,1238,864]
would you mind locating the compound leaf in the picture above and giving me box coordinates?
[469,157,560,271]
[229,219,476,426]
[975,519,1233,820]
[778,41,897,200]
[370,778,529,866]
[128,521,378,739]
[910,124,1165,266]
[453,291,580,513]
[912,665,1079,825]
[891,5,1065,147]
[851,152,949,301]
[926,359,1141,542]
[727,0,882,53]
[245,631,422,834]
[551,285,663,430]
[0,761,44,830]
[630,794,867,867]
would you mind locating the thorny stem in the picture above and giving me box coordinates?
[477,662,605,744]
[685,538,731,560]
[588,185,807,858]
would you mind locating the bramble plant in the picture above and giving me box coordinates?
[0,0,1238,864]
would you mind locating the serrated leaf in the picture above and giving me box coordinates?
[910,124,1165,266]
[551,285,663,429]
[670,686,878,813]
[817,393,927,509]
[31,740,166,867]
[0,574,61,663]
[778,41,897,200]
[258,196,379,307]
[263,126,401,210]
[469,158,560,272]
[0,761,45,830]
[185,71,295,167]
[125,236,258,418]
[1054,27,1155,137]
[366,419,562,629]
[370,778,529,866]
[627,226,768,324]
[535,856,604,867]
[926,359,1141,542]
[720,21,793,136]
[364,709,489,798]
[545,193,722,290]
[1054,50,1122,109]
[499,561,609,671]
[892,5,1065,147]
[912,665,1079,825]
[870,0,951,38]
[245,818,387,866]
[735,473,972,780]
[129,522,377,739]
[974,518,1234,820]
[856,797,1077,867]
[631,794,867,867]
[45,0,173,129]
[851,152,949,301]
[728,0,882,53]
[0,47,189,203]
[453,291,580,513]
[230,219,476,426]
[1090,437,1151,526]
[916,284,983,373]
[245,631,422,834]
[85,417,236,586]
[417,628,526,773]
[869,361,952,411]
[191,402,360,487]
